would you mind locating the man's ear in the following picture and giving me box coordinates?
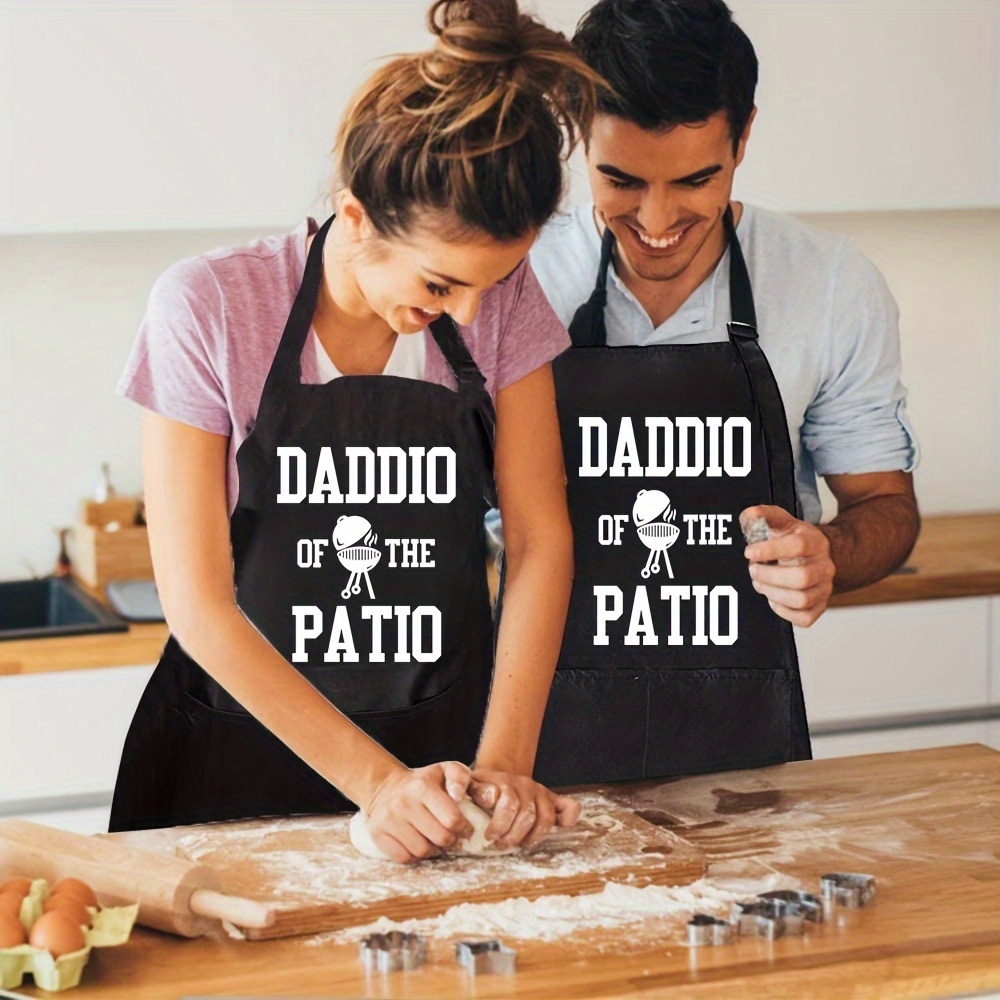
[734,106,757,168]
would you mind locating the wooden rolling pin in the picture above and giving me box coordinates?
[0,818,274,938]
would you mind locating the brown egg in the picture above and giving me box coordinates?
[49,878,98,909]
[43,894,91,928]
[28,910,86,958]
[0,910,27,948]
[0,877,31,898]
[0,893,24,919]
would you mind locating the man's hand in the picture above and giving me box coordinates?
[741,504,836,627]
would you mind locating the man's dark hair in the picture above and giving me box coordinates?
[573,0,758,149]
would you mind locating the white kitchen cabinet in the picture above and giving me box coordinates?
[811,721,993,759]
[0,665,153,813]
[3,1,996,233]
[795,597,991,726]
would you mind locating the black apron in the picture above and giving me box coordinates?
[109,217,498,831]
[534,209,811,786]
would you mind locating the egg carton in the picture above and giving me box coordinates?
[0,879,138,992]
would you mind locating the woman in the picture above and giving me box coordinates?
[108,0,599,863]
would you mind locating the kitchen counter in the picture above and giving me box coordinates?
[12,744,1000,998]
[0,621,168,677]
[2,513,997,676]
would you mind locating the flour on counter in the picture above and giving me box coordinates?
[305,873,799,946]
[170,793,674,908]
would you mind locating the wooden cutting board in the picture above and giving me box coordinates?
[103,792,705,939]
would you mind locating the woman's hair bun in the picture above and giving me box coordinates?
[417,0,595,149]
[430,0,528,66]
[335,0,603,241]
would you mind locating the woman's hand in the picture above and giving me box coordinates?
[363,761,475,864]
[468,771,581,850]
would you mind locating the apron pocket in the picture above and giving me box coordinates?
[534,668,649,787]
[534,666,797,788]
[173,688,349,823]
[195,661,464,716]
[182,671,485,779]
[351,673,486,768]
[644,667,794,778]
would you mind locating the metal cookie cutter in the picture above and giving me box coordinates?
[758,889,825,924]
[821,872,877,908]
[455,939,517,975]
[687,913,737,947]
[731,898,805,939]
[358,931,427,973]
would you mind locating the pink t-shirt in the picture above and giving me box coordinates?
[118,218,571,512]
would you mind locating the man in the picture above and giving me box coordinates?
[528,0,920,786]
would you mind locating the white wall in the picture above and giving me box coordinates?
[0,229,261,579]
[801,210,1000,520]
[0,2,428,232]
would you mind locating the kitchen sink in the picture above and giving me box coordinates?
[0,577,128,641]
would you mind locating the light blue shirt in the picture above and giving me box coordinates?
[530,202,919,524]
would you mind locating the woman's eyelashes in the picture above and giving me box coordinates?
[425,281,451,298]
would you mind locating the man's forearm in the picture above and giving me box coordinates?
[820,494,920,593]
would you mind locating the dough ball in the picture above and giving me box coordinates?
[453,798,519,857]
[349,809,386,860]
[349,800,519,860]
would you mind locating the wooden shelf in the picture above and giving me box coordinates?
[829,512,1000,608]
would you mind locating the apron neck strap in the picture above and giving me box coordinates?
[428,315,488,392]
[257,214,334,424]
[428,314,497,499]
[723,207,801,518]
[724,205,757,335]
[568,222,615,348]
[595,221,616,301]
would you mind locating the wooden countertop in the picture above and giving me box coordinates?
[12,744,1000,998]
[0,621,168,677]
[2,513,997,676]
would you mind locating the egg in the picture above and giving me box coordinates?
[0,911,27,949]
[44,894,91,929]
[49,877,98,909]
[0,877,31,898]
[0,893,24,919]
[28,910,87,958]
